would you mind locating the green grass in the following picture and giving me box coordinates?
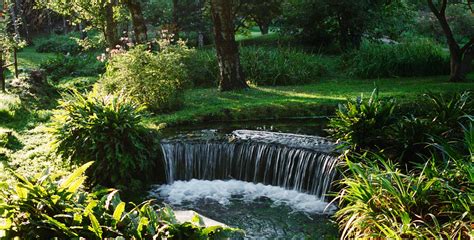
[16,47,56,70]
[145,76,474,128]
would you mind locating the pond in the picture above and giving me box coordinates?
[150,118,339,239]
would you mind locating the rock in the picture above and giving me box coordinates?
[174,210,227,227]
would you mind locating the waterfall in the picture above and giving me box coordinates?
[160,130,339,199]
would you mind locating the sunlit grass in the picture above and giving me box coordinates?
[145,76,474,127]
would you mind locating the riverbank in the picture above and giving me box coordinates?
[145,76,474,128]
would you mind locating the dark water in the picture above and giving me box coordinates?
[160,118,329,138]
[167,198,338,239]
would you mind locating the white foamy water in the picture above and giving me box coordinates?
[149,179,336,214]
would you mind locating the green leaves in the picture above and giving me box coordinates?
[328,88,397,151]
[112,202,126,222]
[335,128,474,239]
[0,162,244,239]
[51,90,158,187]
[99,44,187,113]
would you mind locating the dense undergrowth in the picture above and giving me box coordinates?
[327,90,473,238]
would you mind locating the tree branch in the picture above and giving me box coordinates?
[427,0,440,18]
[440,0,447,14]
[461,37,474,53]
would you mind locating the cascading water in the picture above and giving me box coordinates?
[160,130,339,200]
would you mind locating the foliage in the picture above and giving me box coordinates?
[99,44,189,113]
[51,90,157,187]
[415,3,474,44]
[328,89,397,151]
[36,34,83,54]
[424,91,473,136]
[344,40,449,78]
[328,90,473,163]
[279,0,411,49]
[40,54,105,82]
[234,0,282,34]
[0,162,244,239]
[35,31,105,54]
[187,47,328,86]
[0,94,21,121]
[334,125,474,239]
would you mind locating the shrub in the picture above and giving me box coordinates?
[186,47,328,87]
[51,90,157,187]
[334,125,473,239]
[0,162,243,239]
[345,40,450,78]
[40,54,105,82]
[327,89,397,151]
[0,94,21,120]
[327,90,472,163]
[36,34,83,54]
[99,44,189,113]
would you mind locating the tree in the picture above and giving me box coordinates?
[280,0,405,49]
[234,0,282,35]
[427,0,473,82]
[39,0,121,49]
[123,0,147,44]
[210,0,248,91]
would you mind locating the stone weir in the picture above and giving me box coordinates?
[160,130,340,199]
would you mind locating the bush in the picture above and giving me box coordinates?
[327,90,472,163]
[51,90,157,187]
[327,89,397,151]
[99,44,189,113]
[36,34,83,54]
[345,40,450,78]
[186,47,328,87]
[335,125,473,239]
[40,54,105,82]
[0,162,243,239]
[0,94,21,120]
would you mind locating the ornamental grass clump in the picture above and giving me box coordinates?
[51,90,158,187]
[334,124,474,239]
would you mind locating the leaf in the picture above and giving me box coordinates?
[42,214,78,237]
[14,186,28,199]
[0,218,12,230]
[60,162,94,190]
[88,213,103,238]
[113,202,126,222]
[191,213,205,227]
[51,195,61,205]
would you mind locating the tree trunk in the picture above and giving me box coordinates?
[427,0,472,82]
[258,22,269,35]
[79,22,87,40]
[0,50,5,92]
[124,0,147,44]
[16,0,30,43]
[449,46,473,82]
[210,0,248,91]
[63,16,68,34]
[172,0,180,39]
[104,1,120,49]
[9,1,20,40]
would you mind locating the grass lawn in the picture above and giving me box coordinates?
[145,76,474,128]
